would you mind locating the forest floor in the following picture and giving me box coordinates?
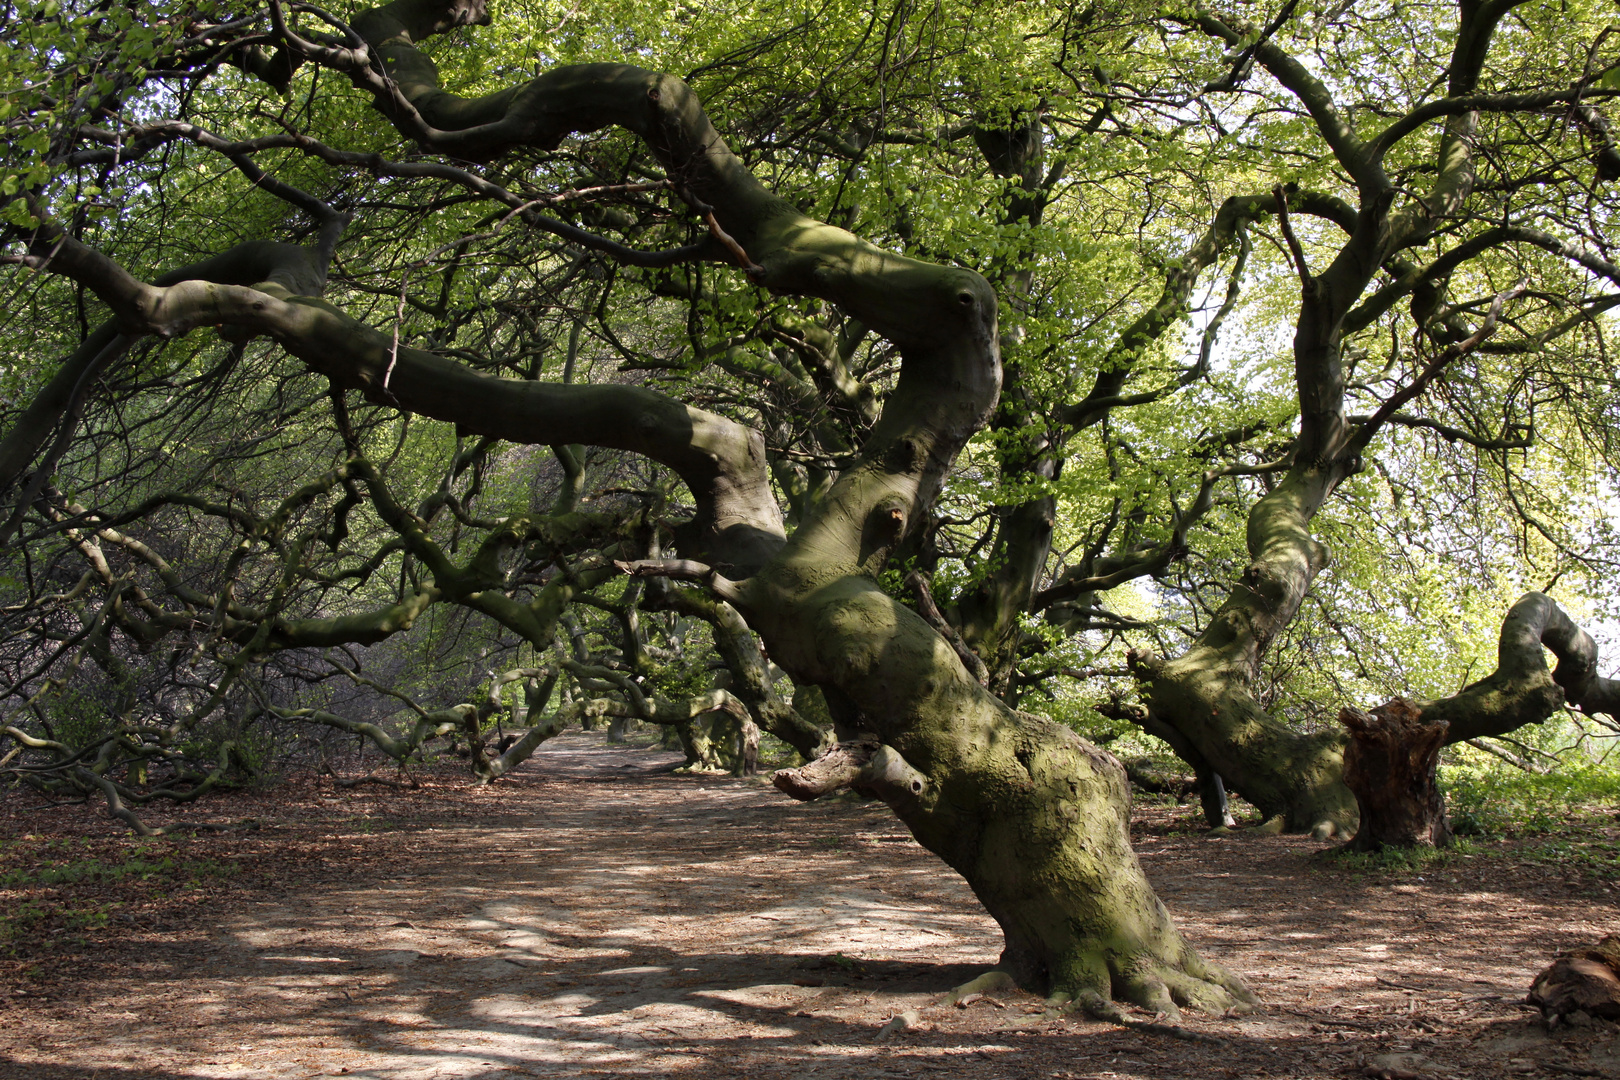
[2,731,1617,1080]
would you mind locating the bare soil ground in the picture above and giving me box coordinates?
[2,730,1617,1079]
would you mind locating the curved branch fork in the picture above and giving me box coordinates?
[345,0,999,351]
[339,2,1001,576]
[17,225,784,574]
[1338,697,1451,852]
[1422,592,1620,741]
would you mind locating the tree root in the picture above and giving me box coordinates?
[876,1009,923,1037]
[940,970,1016,1006]
[941,964,1247,1042]
[78,767,254,836]
[1068,990,1231,1045]
[334,770,418,789]
[671,764,730,776]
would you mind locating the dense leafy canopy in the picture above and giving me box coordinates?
[1,0,1618,896]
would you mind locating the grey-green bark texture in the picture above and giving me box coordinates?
[1127,0,1574,837]
[10,0,1250,1012]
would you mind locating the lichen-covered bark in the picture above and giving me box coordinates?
[1132,0,1537,837]
[768,603,1251,1010]
[13,0,1251,1013]
[754,511,1249,1005]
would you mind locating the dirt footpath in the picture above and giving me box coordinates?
[2,731,1617,1079]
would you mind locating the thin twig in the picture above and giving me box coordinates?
[1349,277,1527,453]
[614,558,745,605]
[379,268,408,404]
[678,187,766,279]
[407,183,673,271]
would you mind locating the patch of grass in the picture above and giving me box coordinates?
[1442,763,1620,839]
[0,837,239,953]
[0,898,114,940]
[1154,794,1263,837]
[0,837,238,888]
[0,894,122,950]
[0,852,232,888]
[1308,764,1620,881]
[1322,841,1478,878]
[1514,832,1620,878]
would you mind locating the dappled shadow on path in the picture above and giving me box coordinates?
[4,731,1619,1079]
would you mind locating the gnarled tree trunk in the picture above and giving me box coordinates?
[23,0,1240,1014]
[1132,467,1361,837]
[1143,588,1619,842]
[1128,0,1540,839]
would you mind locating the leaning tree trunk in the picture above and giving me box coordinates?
[1124,0,1539,837]
[1142,589,1620,842]
[1132,466,1361,837]
[1339,698,1451,852]
[349,0,1247,1012]
[23,0,1252,1017]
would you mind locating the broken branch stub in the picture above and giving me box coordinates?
[771,739,880,801]
[1339,697,1451,852]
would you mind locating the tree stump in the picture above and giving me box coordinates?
[1530,934,1620,1028]
[1339,697,1452,851]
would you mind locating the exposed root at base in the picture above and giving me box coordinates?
[940,970,1017,1007]
[1068,990,1231,1045]
[1212,818,1348,840]
[334,771,418,789]
[940,968,1242,1044]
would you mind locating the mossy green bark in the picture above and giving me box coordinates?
[25,0,1253,1014]
[1131,467,1358,836]
[747,569,1250,1011]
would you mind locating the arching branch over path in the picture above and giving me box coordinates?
[1423,592,1620,740]
[0,0,1251,1016]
